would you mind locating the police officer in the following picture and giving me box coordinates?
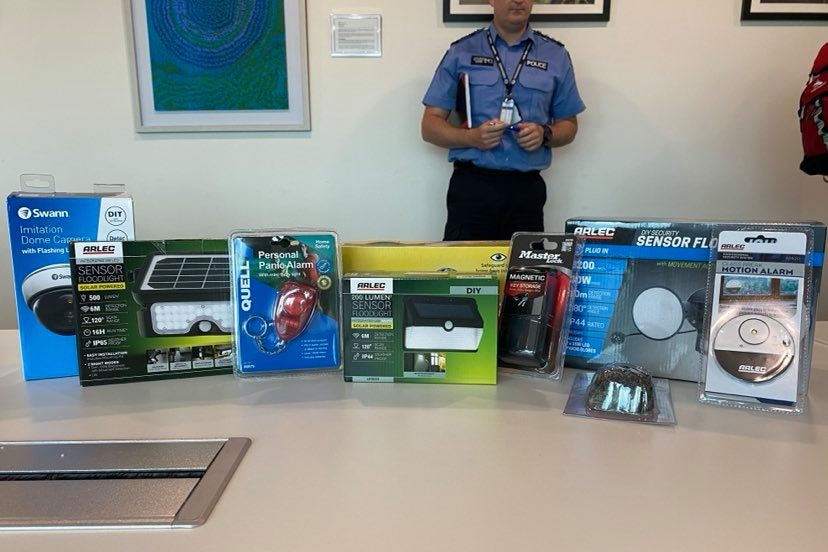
[422,0,585,241]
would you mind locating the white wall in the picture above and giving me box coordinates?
[1,0,826,329]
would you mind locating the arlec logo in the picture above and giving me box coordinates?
[82,245,117,255]
[351,278,393,294]
[357,282,385,290]
[573,227,615,239]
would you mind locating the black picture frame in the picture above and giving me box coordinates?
[741,0,828,21]
[443,0,611,23]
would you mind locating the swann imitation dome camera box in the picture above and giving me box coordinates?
[563,218,825,382]
[69,240,234,386]
[343,273,498,384]
[6,175,135,380]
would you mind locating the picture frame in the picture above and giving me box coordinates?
[126,0,310,133]
[741,0,828,21]
[443,0,610,23]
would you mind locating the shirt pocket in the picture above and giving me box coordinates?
[464,65,501,125]
[517,69,555,123]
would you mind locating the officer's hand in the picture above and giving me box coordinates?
[469,119,508,150]
[515,122,544,152]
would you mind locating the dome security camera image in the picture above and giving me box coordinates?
[21,264,76,336]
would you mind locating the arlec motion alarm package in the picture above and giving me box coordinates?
[563,218,825,382]
[343,273,498,384]
[229,230,342,377]
[700,225,817,414]
[69,239,233,386]
[7,175,135,380]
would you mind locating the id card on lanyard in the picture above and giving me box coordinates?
[486,30,532,125]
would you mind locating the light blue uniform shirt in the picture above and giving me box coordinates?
[423,24,585,172]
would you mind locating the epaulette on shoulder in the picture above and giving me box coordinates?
[533,30,564,48]
[451,28,485,47]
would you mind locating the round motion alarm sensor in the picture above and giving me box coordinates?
[631,287,685,341]
[712,314,796,383]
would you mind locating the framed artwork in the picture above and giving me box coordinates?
[126,0,310,132]
[741,0,828,21]
[443,0,611,23]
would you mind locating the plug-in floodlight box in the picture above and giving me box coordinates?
[563,217,825,381]
[133,254,232,337]
[343,273,497,384]
[69,240,234,386]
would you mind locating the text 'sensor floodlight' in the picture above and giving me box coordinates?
[133,254,232,337]
[403,296,484,352]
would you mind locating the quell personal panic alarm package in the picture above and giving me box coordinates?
[700,225,816,414]
[69,239,233,386]
[498,233,581,380]
[7,174,135,380]
[229,231,341,377]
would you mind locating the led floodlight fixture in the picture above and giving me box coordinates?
[403,296,484,352]
[133,254,231,337]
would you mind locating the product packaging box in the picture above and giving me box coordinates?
[343,273,498,384]
[230,230,342,377]
[342,241,509,295]
[69,239,233,386]
[563,218,825,381]
[7,175,135,380]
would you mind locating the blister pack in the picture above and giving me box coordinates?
[700,225,815,414]
[229,230,342,377]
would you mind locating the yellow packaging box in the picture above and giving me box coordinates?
[342,241,510,295]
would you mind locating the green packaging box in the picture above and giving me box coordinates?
[343,273,498,384]
[69,239,234,386]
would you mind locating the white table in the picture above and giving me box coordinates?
[2,327,828,551]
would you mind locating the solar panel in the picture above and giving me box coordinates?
[140,255,230,291]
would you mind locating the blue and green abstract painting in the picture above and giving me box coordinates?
[146,0,288,111]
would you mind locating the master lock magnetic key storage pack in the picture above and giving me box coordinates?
[229,230,342,377]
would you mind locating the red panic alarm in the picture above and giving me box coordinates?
[275,281,317,342]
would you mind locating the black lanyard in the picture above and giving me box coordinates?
[486,29,533,98]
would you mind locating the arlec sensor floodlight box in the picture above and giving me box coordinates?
[563,218,825,382]
[343,273,498,384]
[6,175,135,380]
[69,239,234,385]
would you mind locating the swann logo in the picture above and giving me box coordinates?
[238,261,252,312]
[17,206,69,219]
[573,227,615,238]
[744,235,778,244]
[517,250,562,263]
[82,245,117,255]
[52,272,71,281]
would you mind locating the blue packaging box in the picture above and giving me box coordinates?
[7,180,135,380]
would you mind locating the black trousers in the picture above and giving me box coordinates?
[443,161,547,241]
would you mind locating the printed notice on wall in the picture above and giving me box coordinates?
[331,14,381,57]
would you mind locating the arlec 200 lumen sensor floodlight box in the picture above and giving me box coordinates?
[7,176,135,380]
[343,273,498,384]
[69,239,234,385]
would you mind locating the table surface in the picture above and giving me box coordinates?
[1,328,828,551]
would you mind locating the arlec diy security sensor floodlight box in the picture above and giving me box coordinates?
[69,239,234,385]
[6,175,135,380]
[343,273,498,384]
[563,217,825,382]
